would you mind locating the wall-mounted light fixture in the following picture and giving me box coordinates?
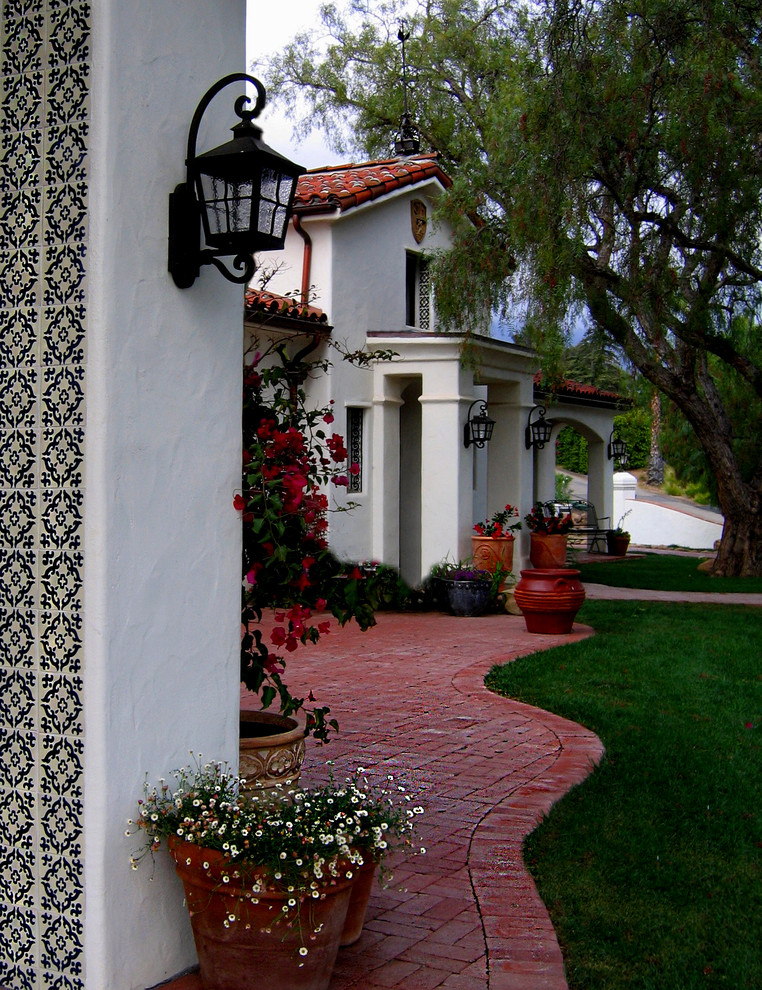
[464,400,496,449]
[525,404,554,450]
[607,428,629,464]
[168,73,305,289]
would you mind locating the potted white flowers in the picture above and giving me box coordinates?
[128,760,423,990]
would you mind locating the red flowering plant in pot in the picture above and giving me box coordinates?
[472,504,522,585]
[524,502,574,569]
[236,342,386,754]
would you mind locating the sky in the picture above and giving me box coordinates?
[246,0,337,169]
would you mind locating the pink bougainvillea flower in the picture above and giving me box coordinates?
[349,462,360,476]
[316,598,327,610]
[264,655,285,675]
[332,475,349,487]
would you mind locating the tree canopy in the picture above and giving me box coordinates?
[267,0,762,574]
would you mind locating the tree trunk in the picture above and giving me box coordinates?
[712,510,762,577]
[646,391,664,487]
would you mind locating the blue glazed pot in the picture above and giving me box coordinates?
[443,579,492,617]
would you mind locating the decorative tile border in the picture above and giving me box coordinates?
[1,1,90,986]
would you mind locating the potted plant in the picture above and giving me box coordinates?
[128,760,424,990]
[236,343,382,787]
[524,502,574,568]
[431,561,506,616]
[471,503,521,583]
[607,511,632,556]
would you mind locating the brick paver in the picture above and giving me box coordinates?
[156,611,604,990]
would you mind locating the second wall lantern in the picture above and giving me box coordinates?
[525,404,554,450]
[464,400,496,449]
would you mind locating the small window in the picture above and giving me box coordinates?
[347,407,364,493]
[405,252,432,329]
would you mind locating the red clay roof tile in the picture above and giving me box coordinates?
[244,289,329,325]
[294,154,451,214]
[534,372,628,404]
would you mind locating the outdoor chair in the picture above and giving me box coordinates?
[545,500,610,553]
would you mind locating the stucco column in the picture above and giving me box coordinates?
[485,383,534,571]
[83,4,246,987]
[534,430,558,504]
[371,371,403,566]
[587,438,614,527]
[418,362,472,579]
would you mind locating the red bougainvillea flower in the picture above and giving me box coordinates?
[233,494,246,511]
[332,475,349,487]
[323,412,334,424]
[349,462,360,476]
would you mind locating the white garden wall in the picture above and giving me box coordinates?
[613,473,723,551]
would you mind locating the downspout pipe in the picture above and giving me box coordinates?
[292,213,312,306]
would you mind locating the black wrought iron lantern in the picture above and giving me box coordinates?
[607,428,629,464]
[525,404,554,450]
[464,400,496,449]
[169,73,305,289]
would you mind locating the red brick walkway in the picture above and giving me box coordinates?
[160,611,603,990]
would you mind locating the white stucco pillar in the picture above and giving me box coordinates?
[587,438,614,526]
[613,471,638,529]
[534,434,558,504]
[418,363,472,579]
[371,372,403,566]
[84,4,245,987]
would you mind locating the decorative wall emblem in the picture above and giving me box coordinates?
[411,199,427,243]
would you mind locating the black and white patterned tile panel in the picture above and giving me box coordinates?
[1,1,90,986]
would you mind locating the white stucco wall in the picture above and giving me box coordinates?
[613,473,723,550]
[84,3,245,987]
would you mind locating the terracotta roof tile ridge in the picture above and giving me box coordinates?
[534,371,627,403]
[244,288,329,324]
[294,153,451,214]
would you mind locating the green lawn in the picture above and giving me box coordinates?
[486,600,762,989]
[575,552,762,594]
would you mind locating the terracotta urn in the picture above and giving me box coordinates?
[340,858,377,946]
[471,535,515,584]
[529,532,569,568]
[168,836,352,990]
[513,568,586,634]
[239,710,305,793]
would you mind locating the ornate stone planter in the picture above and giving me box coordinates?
[239,710,305,793]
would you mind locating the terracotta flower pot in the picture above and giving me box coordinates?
[471,535,515,585]
[239,710,305,793]
[168,836,353,990]
[340,859,377,946]
[514,568,586,634]
[529,532,569,568]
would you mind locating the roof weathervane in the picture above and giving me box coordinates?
[394,20,420,156]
